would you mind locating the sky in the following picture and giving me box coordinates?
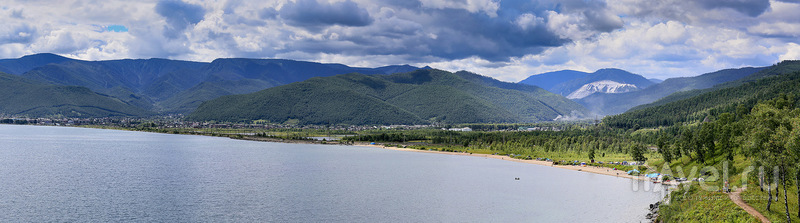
[2,0,800,81]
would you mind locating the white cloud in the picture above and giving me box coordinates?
[546,11,593,40]
[757,0,800,23]
[780,43,800,61]
[418,0,500,17]
[1,0,799,82]
[515,13,543,31]
[748,22,800,37]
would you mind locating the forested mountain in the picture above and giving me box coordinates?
[149,59,419,113]
[578,67,763,115]
[603,60,800,128]
[627,62,800,113]
[188,69,588,125]
[3,54,422,114]
[0,72,152,117]
[0,53,76,75]
[519,69,654,99]
[21,58,207,111]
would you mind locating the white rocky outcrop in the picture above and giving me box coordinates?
[566,80,639,99]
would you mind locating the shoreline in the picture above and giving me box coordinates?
[355,142,649,181]
[179,131,658,183]
[5,124,654,182]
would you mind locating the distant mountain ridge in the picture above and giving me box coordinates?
[2,53,788,123]
[188,69,589,125]
[518,68,654,100]
[578,66,764,115]
[1,53,424,114]
[604,60,800,128]
[550,68,654,97]
[518,70,588,91]
[0,53,76,75]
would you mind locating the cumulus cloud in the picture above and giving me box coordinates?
[780,43,800,60]
[608,0,772,26]
[259,8,278,20]
[10,9,24,19]
[0,0,613,63]
[749,22,800,37]
[515,13,544,31]
[1,0,799,82]
[155,0,207,39]
[279,0,373,28]
[0,24,36,44]
[418,0,501,17]
[695,0,770,17]
[31,30,93,54]
[583,9,623,32]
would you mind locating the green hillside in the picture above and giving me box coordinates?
[157,79,275,114]
[0,72,153,117]
[603,61,800,128]
[187,69,587,125]
[8,54,422,114]
[628,62,800,112]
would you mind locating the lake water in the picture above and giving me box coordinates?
[0,124,664,222]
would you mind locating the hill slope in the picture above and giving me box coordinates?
[188,69,588,125]
[0,53,76,75]
[578,67,763,115]
[6,54,422,114]
[603,60,800,128]
[0,72,152,117]
[518,70,588,90]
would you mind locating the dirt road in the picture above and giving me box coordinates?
[729,187,770,223]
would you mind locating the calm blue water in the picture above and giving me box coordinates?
[0,124,663,222]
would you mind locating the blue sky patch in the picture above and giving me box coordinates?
[106,25,128,32]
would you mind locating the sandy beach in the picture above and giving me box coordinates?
[358,143,648,181]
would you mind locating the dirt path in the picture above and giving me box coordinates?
[729,187,770,223]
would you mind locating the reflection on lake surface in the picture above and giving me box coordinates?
[0,124,663,222]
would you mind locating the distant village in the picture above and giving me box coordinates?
[0,116,436,131]
[1,116,574,132]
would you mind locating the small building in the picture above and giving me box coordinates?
[446,127,472,132]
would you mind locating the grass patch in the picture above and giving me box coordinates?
[741,180,800,223]
[659,184,758,222]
